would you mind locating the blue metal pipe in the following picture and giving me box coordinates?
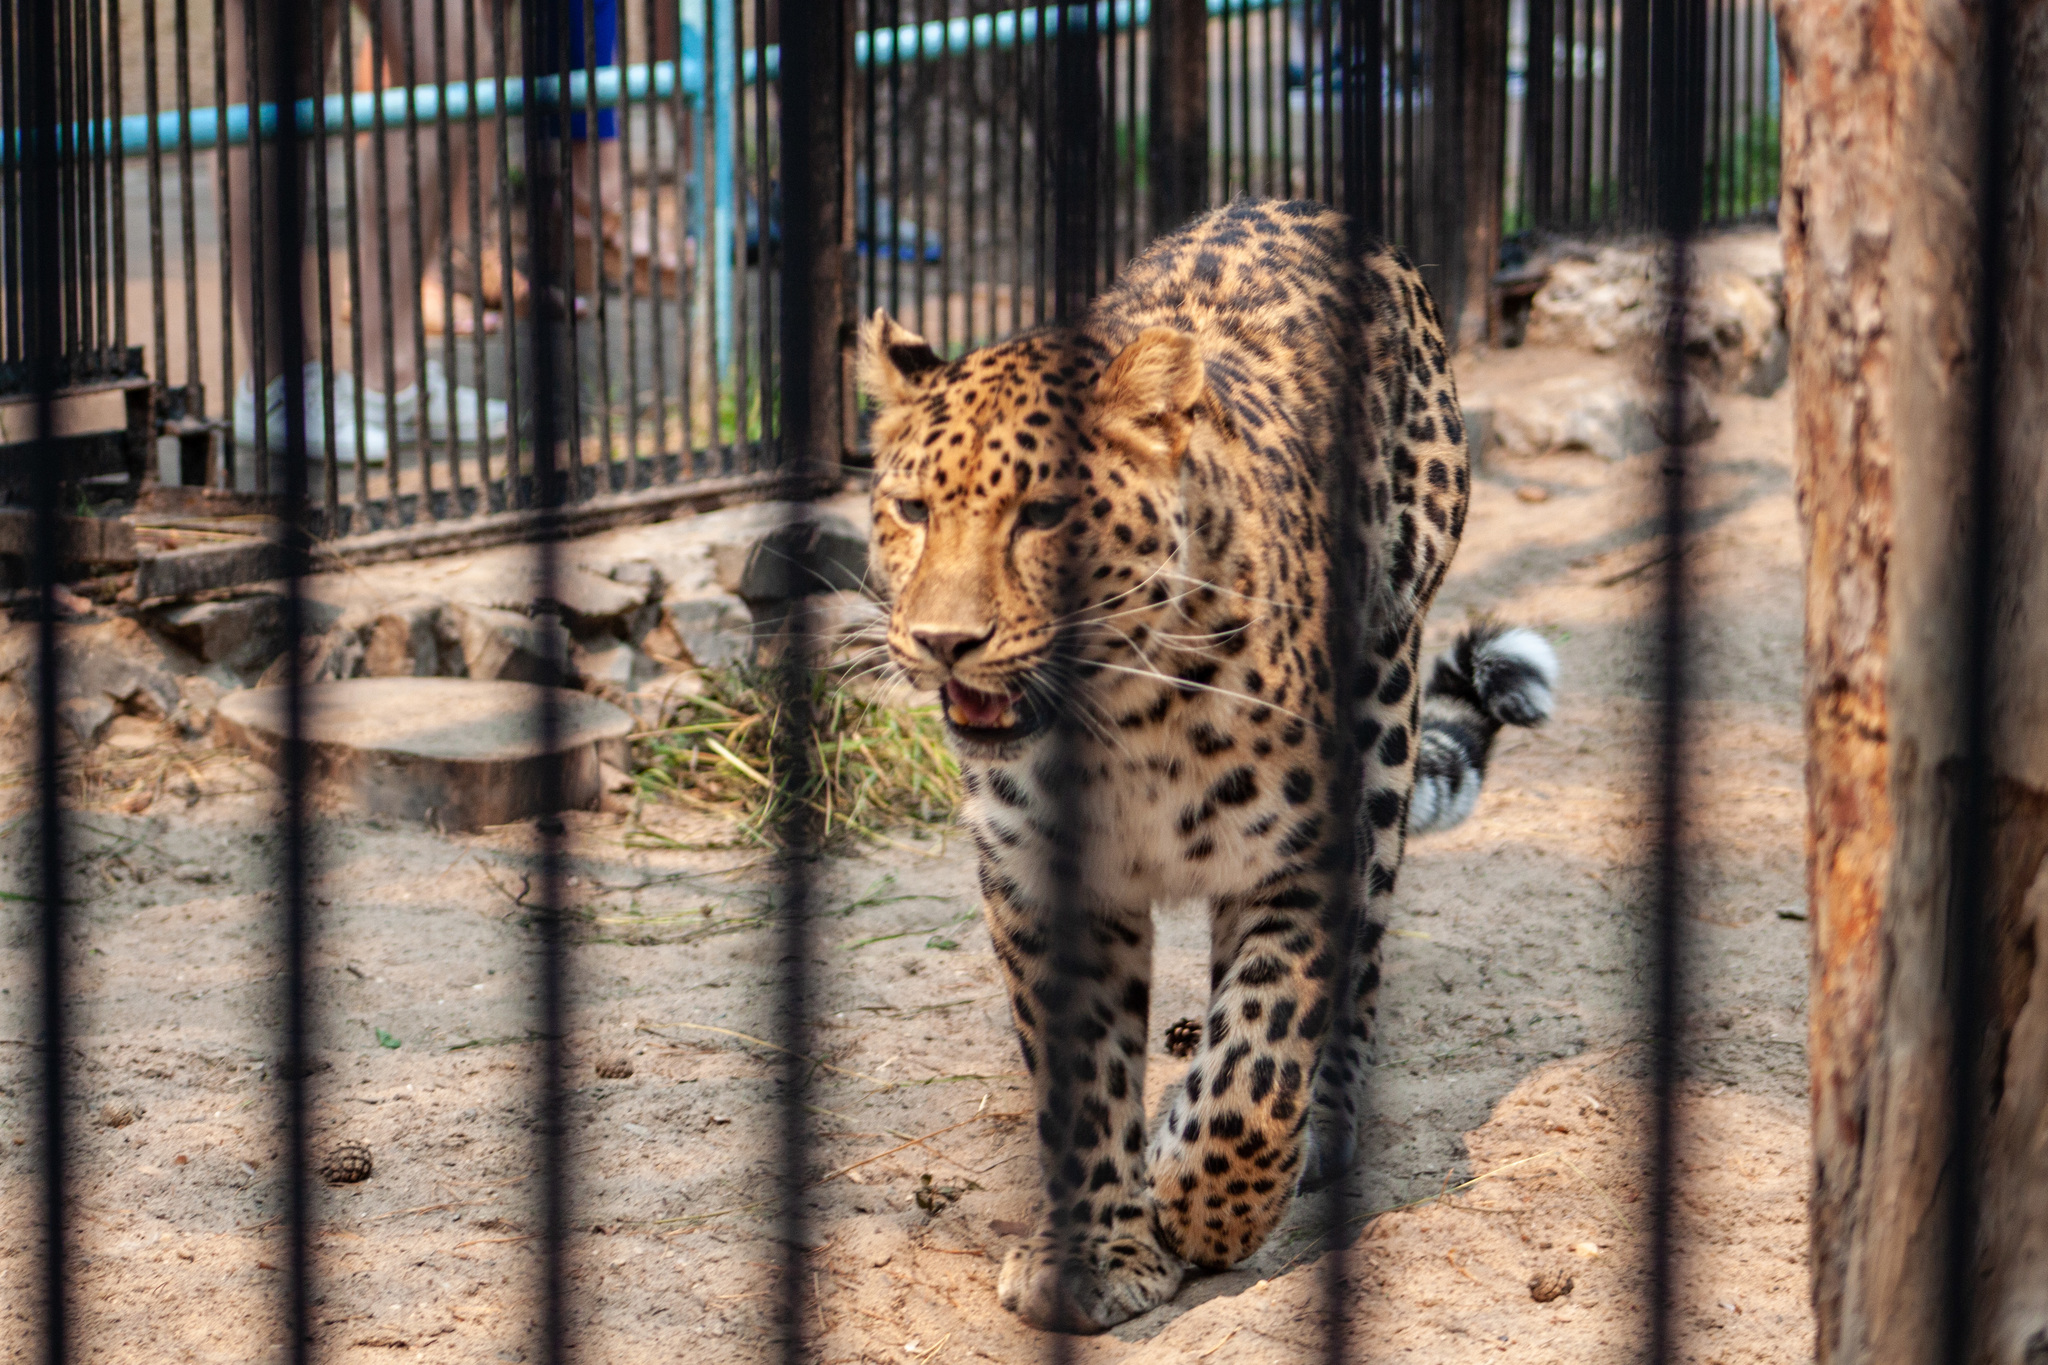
[7,0,1305,164]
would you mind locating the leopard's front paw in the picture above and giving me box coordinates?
[996,1229,1185,1334]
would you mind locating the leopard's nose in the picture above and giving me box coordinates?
[911,624,994,665]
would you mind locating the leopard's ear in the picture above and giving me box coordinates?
[1096,327,1206,468]
[858,311,944,407]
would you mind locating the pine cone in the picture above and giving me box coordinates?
[594,1056,635,1080]
[1164,1017,1203,1058]
[98,1100,143,1128]
[320,1140,374,1185]
[1529,1269,1574,1303]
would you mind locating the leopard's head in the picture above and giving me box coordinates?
[860,311,1233,753]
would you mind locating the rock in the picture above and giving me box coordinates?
[361,597,451,678]
[174,672,231,737]
[618,672,706,729]
[727,517,869,602]
[102,715,161,752]
[571,639,652,690]
[21,618,185,743]
[663,591,755,670]
[216,677,634,830]
[1484,371,1716,462]
[1524,237,1787,393]
[449,605,570,684]
[152,594,289,673]
[1529,1268,1574,1302]
[434,559,649,632]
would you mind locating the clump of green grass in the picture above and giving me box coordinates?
[631,661,959,850]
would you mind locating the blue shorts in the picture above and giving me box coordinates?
[542,0,618,141]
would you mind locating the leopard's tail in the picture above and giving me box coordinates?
[1406,620,1558,835]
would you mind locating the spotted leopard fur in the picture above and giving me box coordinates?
[859,198,1556,1333]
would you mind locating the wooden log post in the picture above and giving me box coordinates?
[1780,0,2048,1357]
[1147,0,1209,238]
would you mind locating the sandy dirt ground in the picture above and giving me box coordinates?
[1,334,1811,1362]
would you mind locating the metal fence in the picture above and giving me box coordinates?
[11,0,2012,1362]
[1505,0,1777,235]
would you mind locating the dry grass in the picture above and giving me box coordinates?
[629,661,960,850]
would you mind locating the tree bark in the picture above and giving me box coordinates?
[1782,0,2048,1358]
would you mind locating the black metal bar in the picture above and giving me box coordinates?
[620,0,642,489]
[174,0,203,420]
[1646,0,1703,1359]
[2,0,18,369]
[244,0,269,485]
[704,0,726,474]
[401,0,433,511]
[659,0,685,476]
[436,0,465,505]
[145,0,169,413]
[214,0,234,487]
[342,0,368,490]
[516,1,572,1355]
[555,0,584,493]
[261,0,315,1358]
[491,0,523,503]
[1945,0,2011,1351]
[774,4,842,1348]
[312,2,339,521]
[463,0,492,502]
[22,4,69,1358]
[1316,0,1376,1355]
[755,0,774,462]
[583,0,614,487]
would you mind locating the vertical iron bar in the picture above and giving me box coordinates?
[1599,0,1616,221]
[1,0,17,370]
[433,0,465,507]
[463,0,492,503]
[755,0,773,458]
[402,0,434,513]
[1645,0,1703,1361]
[175,0,202,418]
[1557,0,1576,229]
[517,2,571,1359]
[1945,0,2010,1352]
[245,0,270,487]
[1319,1,1374,1355]
[146,0,170,411]
[1577,0,1595,226]
[582,0,614,488]
[1526,0,1552,227]
[620,0,642,488]
[98,0,121,356]
[343,0,369,500]
[655,0,680,475]
[262,0,316,1360]
[372,1,399,511]
[22,1,69,1358]
[732,0,752,468]
[1033,0,1045,323]
[312,0,339,525]
[678,0,699,477]
[940,0,955,355]
[909,0,927,349]
[556,0,584,494]
[774,2,845,1353]
[491,0,522,504]
[215,0,235,486]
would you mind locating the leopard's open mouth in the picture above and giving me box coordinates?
[941,679,1048,746]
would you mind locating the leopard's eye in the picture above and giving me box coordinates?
[1018,499,1074,530]
[894,498,930,525]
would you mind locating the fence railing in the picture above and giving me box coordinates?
[1,0,1784,567]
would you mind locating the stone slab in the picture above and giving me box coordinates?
[217,678,633,830]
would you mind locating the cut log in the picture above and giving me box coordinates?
[217,678,633,830]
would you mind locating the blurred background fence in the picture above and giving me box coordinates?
[0,0,1779,558]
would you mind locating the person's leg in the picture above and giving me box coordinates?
[221,0,339,449]
[357,0,505,442]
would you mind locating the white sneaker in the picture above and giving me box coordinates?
[234,363,390,465]
[421,358,509,444]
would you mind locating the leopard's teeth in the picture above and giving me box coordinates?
[997,705,1019,728]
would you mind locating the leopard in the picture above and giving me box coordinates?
[858,197,1559,1334]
